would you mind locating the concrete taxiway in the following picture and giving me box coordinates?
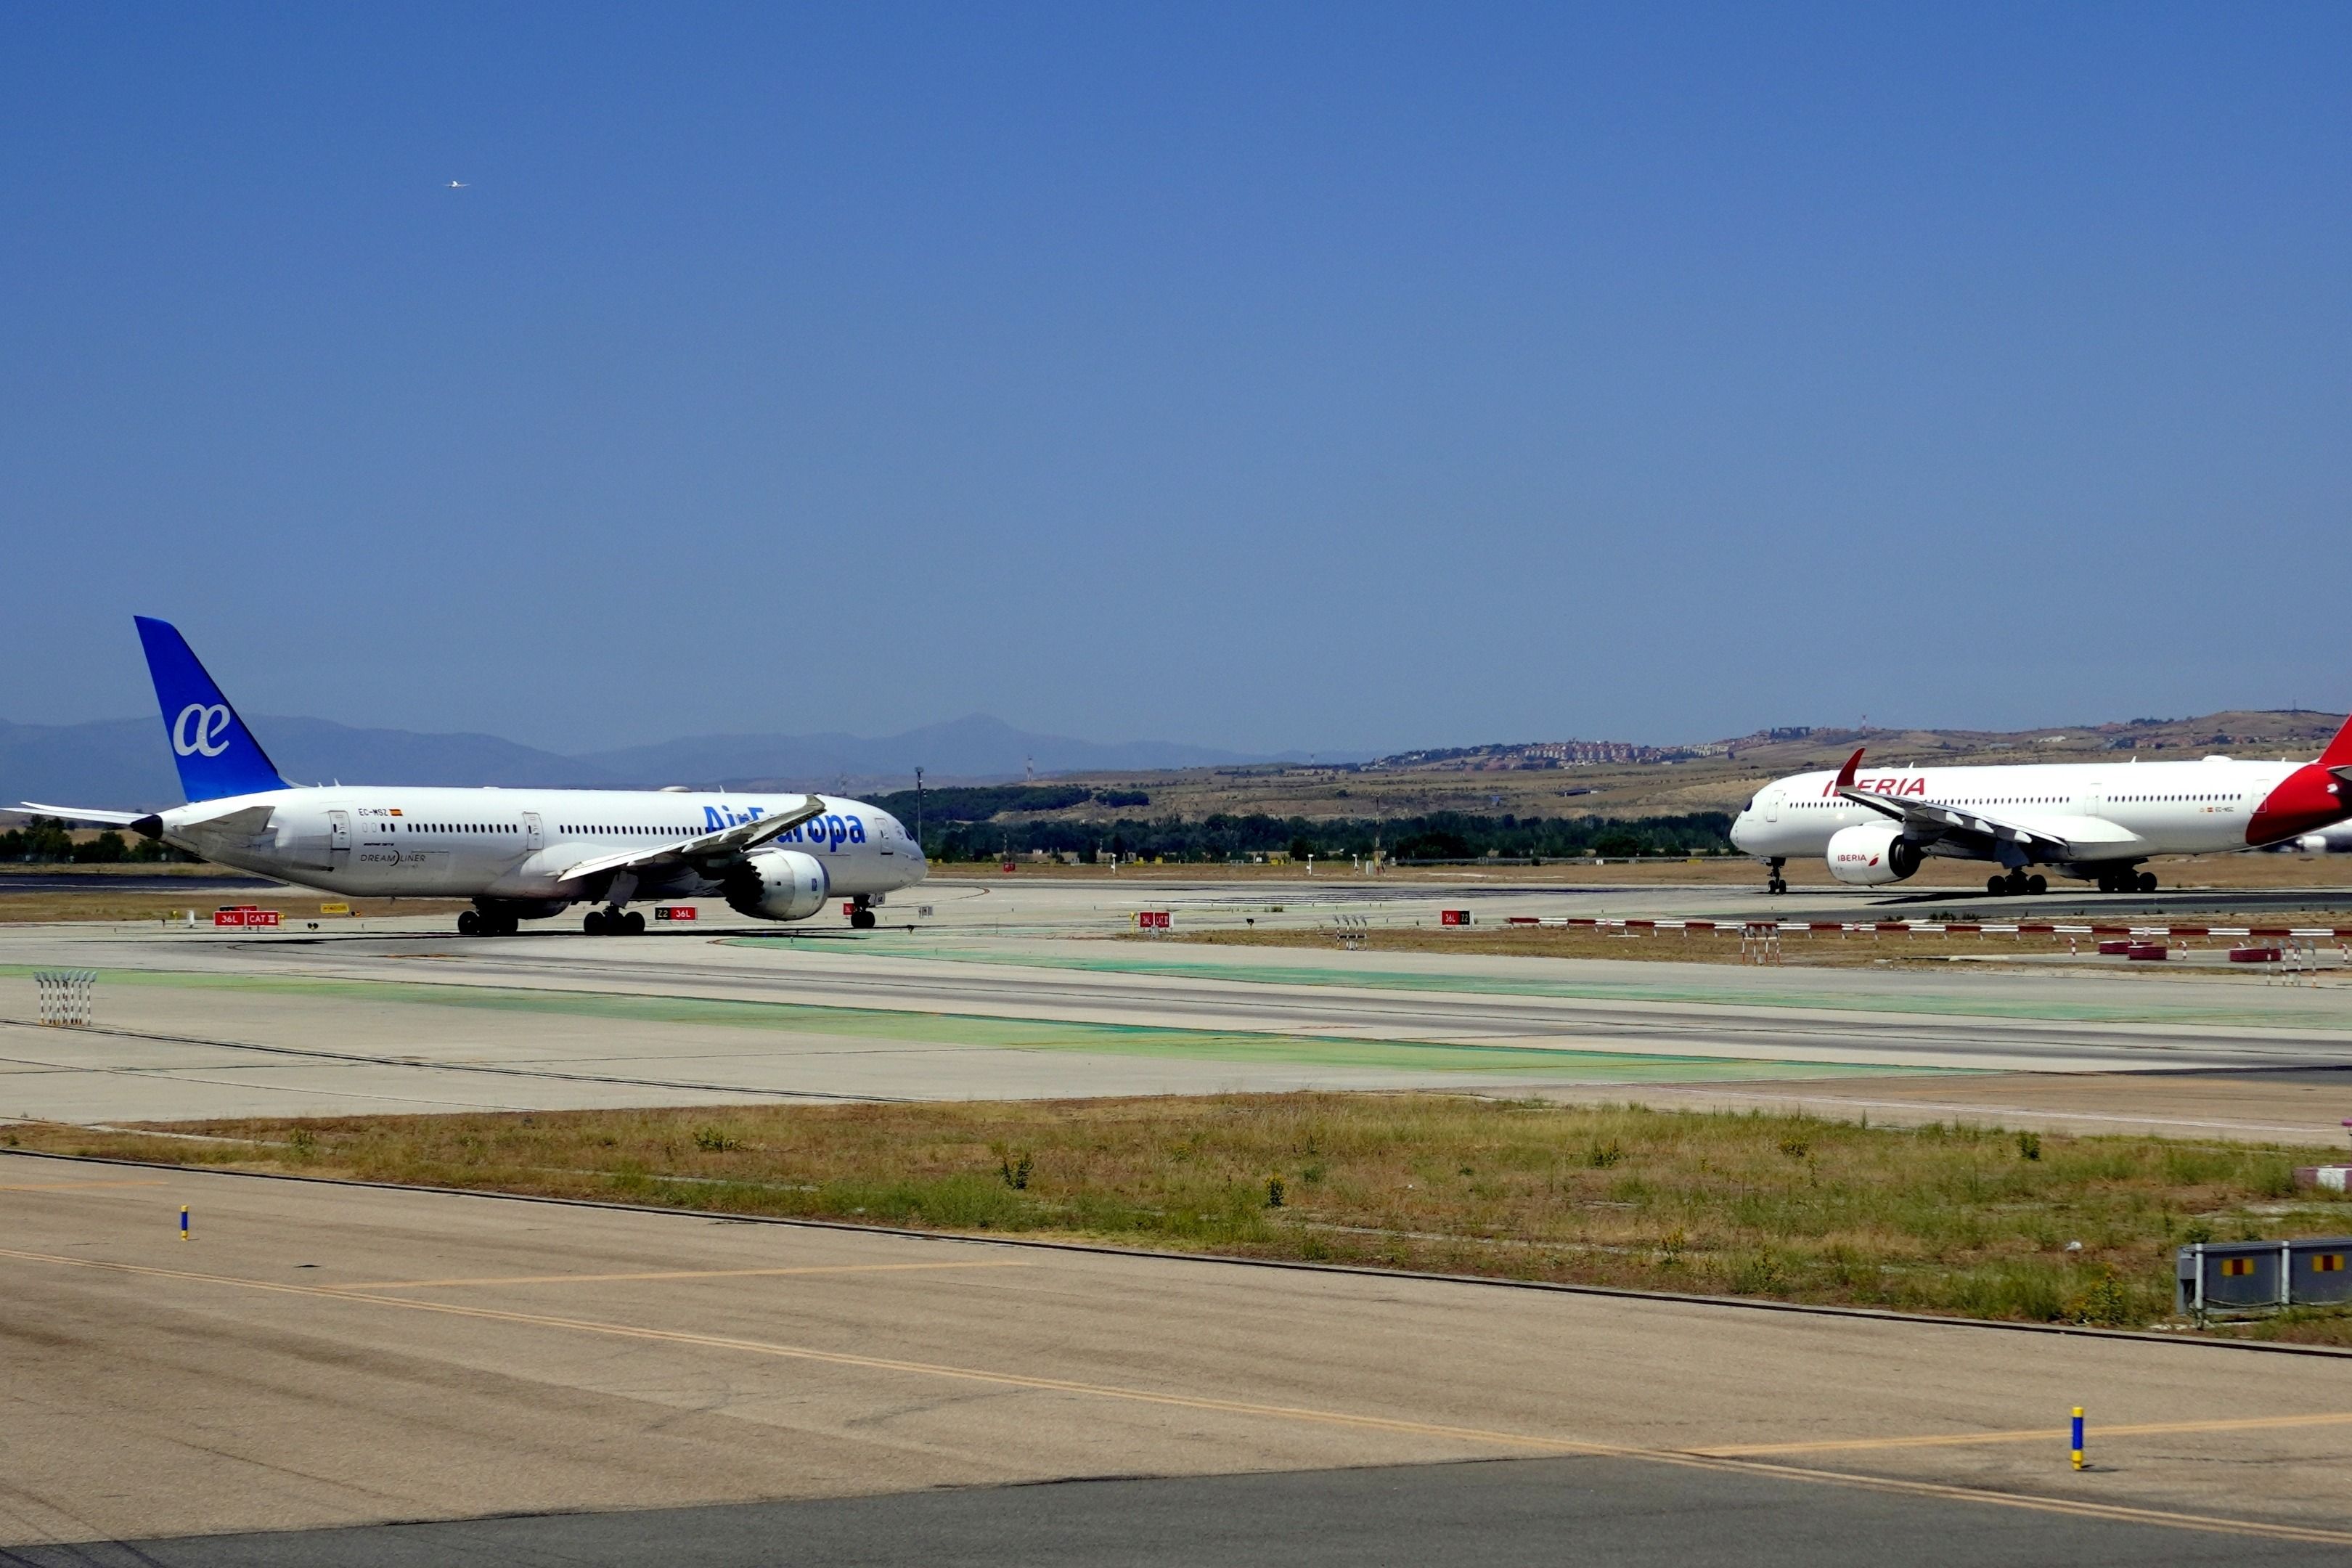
[5,1155,2352,1562]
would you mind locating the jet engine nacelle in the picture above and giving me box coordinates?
[2283,828,2352,854]
[722,848,828,920]
[1825,825,1923,886]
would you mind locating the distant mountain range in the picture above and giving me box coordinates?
[0,714,1343,811]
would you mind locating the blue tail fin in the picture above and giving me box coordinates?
[133,616,290,802]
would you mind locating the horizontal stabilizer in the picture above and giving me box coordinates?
[9,801,148,826]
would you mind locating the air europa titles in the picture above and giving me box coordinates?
[703,804,866,850]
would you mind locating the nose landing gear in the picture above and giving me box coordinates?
[1764,857,1787,896]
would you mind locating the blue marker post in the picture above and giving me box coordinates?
[2070,1406,2084,1471]
[179,1205,189,1241]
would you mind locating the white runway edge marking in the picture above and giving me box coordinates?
[1,1245,2348,1547]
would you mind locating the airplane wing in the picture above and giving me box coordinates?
[1828,748,2128,860]
[554,796,830,885]
[9,802,150,826]
[1839,787,2094,857]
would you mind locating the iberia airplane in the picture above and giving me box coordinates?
[8,618,928,936]
[1728,719,2352,895]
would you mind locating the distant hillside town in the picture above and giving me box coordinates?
[1372,728,1820,771]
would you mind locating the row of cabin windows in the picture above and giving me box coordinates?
[392,820,883,841]
[395,822,701,838]
[560,825,698,837]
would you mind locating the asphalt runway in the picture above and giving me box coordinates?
[6,886,2352,1124]
[20,1458,2345,1568]
[5,1156,2351,1562]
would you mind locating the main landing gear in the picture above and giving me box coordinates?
[583,907,647,936]
[1985,871,2049,897]
[2096,868,2157,894]
[456,908,518,936]
[1764,857,1787,896]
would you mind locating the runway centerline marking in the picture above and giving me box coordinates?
[331,1260,1032,1290]
[1,1244,2347,1545]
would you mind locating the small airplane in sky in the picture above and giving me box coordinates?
[446,180,469,189]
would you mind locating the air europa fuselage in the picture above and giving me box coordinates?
[10,617,929,936]
[170,787,916,905]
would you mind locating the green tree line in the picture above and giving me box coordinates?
[899,809,1734,864]
[2,818,192,864]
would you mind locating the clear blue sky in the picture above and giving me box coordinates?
[5,5,2347,754]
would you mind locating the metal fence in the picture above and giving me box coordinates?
[34,969,96,1028]
[2177,1238,2352,1316]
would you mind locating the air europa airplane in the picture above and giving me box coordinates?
[9,618,928,936]
[1728,717,2352,896]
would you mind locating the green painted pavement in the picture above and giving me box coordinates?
[727,934,2352,1032]
[0,965,1914,1082]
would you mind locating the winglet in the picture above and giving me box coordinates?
[2319,713,2352,769]
[1834,747,1865,790]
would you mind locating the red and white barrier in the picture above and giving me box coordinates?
[1500,915,2352,939]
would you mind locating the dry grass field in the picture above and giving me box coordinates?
[14,1095,2345,1341]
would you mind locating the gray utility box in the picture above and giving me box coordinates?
[2177,1239,2352,1315]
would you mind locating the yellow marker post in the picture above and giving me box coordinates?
[179,1205,189,1241]
[2071,1406,2085,1471]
